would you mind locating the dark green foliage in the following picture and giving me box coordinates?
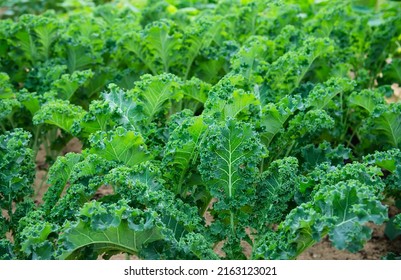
[1,0,401,260]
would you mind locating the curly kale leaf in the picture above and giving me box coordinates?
[259,95,302,147]
[163,114,207,196]
[263,37,334,102]
[300,141,351,171]
[0,129,35,228]
[255,157,299,226]
[57,200,164,259]
[71,100,115,138]
[133,73,182,123]
[0,72,14,99]
[101,84,143,131]
[0,129,35,254]
[0,239,15,260]
[33,100,85,134]
[367,104,401,148]
[255,179,387,259]
[121,20,181,74]
[52,69,93,100]
[364,149,401,198]
[20,219,58,260]
[89,127,152,167]
[42,153,82,214]
[204,74,260,122]
[179,77,211,113]
[199,118,264,258]
[305,77,355,110]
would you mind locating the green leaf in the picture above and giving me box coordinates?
[0,98,20,123]
[53,70,93,100]
[199,118,264,244]
[143,20,182,73]
[14,28,37,62]
[200,118,262,198]
[384,214,401,241]
[369,104,401,148]
[380,58,401,84]
[306,77,355,110]
[72,100,114,137]
[17,89,41,115]
[259,96,299,146]
[266,179,387,259]
[264,37,334,101]
[204,75,260,121]
[181,16,221,79]
[320,181,386,251]
[163,115,207,196]
[66,44,101,73]
[102,84,143,130]
[0,130,34,195]
[0,240,15,260]
[58,201,164,259]
[180,77,211,112]
[89,127,152,167]
[20,222,57,260]
[42,153,82,214]
[33,100,85,134]
[0,73,14,99]
[133,74,182,122]
[33,15,59,60]
[256,157,299,225]
[348,89,384,114]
